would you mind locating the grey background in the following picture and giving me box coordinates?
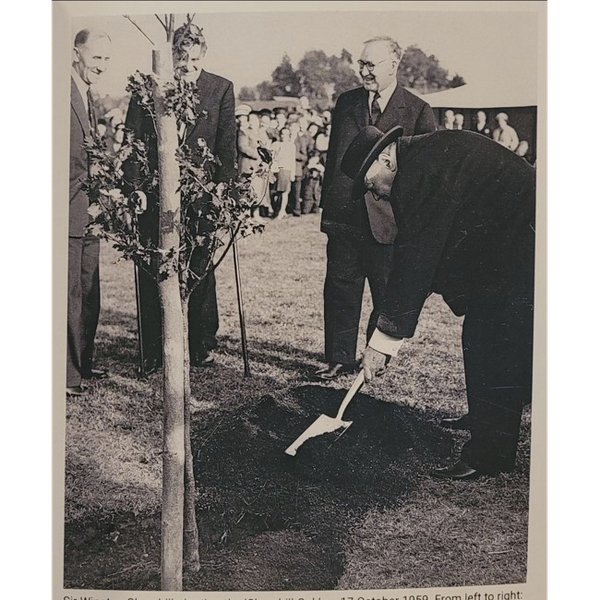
[0,0,600,600]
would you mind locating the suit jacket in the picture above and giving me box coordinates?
[124,70,236,248]
[237,127,260,175]
[124,69,236,193]
[237,126,269,175]
[320,84,436,240]
[376,130,535,339]
[70,77,92,237]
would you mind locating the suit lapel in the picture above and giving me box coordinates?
[376,84,407,132]
[351,88,369,130]
[186,70,217,140]
[71,77,90,136]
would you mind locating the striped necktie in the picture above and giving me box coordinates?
[370,92,382,126]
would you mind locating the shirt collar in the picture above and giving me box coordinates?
[369,78,397,112]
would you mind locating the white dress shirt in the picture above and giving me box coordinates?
[368,328,404,357]
[368,78,398,114]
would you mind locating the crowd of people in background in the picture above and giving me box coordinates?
[441,108,533,162]
[93,100,533,225]
[90,96,335,222]
[234,99,332,220]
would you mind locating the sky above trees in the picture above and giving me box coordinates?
[72,7,539,101]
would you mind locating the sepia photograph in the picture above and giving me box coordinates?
[53,1,546,596]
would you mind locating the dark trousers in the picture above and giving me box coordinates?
[323,233,394,365]
[301,196,319,214]
[67,236,100,387]
[188,268,219,361]
[291,179,303,215]
[460,293,534,473]
[137,262,219,371]
[301,180,321,214]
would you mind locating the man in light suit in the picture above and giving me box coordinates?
[238,111,270,175]
[124,23,236,372]
[237,111,271,219]
[67,29,112,397]
[342,126,535,479]
[315,36,437,380]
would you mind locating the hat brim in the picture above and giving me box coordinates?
[351,125,404,199]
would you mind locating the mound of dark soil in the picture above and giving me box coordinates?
[64,385,455,591]
[186,384,454,590]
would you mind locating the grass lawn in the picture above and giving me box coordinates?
[63,213,531,591]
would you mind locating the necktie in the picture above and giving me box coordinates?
[86,87,97,133]
[366,92,395,243]
[370,92,382,126]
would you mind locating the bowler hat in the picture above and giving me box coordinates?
[341,125,404,198]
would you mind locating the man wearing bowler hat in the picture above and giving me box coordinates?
[341,125,535,480]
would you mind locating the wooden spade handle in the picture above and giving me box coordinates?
[335,370,365,421]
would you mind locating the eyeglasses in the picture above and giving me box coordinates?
[357,58,388,73]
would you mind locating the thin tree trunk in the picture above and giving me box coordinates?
[153,43,185,592]
[182,296,201,571]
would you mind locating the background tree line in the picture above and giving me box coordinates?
[238,45,466,106]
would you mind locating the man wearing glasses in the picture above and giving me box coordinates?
[315,36,437,381]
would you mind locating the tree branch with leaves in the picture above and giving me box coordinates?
[82,13,268,591]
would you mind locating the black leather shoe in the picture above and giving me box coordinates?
[66,385,86,397]
[199,351,215,367]
[439,414,472,430]
[313,362,357,381]
[431,461,480,480]
[191,351,216,367]
[82,368,109,380]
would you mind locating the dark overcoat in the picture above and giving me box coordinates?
[377,130,535,401]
